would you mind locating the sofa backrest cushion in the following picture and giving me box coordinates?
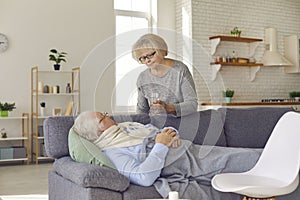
[112,113,151,124]
[150,110,227,146]
[220,107,293,148]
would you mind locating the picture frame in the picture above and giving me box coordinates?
[52,108,62,116]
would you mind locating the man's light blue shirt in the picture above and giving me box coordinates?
[102,124,178,186]
[103,142,168,186]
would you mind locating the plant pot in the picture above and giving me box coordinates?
[40,107,45,116]
[54,64,60,71]
[225,97,232,103]
[0,110,9,117]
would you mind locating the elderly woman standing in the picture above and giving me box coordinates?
[132,33,198,117]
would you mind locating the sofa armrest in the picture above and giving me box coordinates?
[44,116,75,158]
[53,156,130,192]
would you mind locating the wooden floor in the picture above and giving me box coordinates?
[0,163,52,196]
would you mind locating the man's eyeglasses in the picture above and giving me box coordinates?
[98,112,109,124]
[138,51,156,63]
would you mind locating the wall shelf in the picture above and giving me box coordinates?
[209,35,263,81]
[209,35,263,42]
[210,62,263,67]
[0,136,28,141]
[210,62,263,81]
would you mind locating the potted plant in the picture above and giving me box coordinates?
[223,89,234,103]
[0,102,16,117]
[1,128,7,138]
[40,102,46,116]
[289,91,300,101]
[230,27,242,37]
[49,48,67,70]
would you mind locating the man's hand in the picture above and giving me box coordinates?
[155,128,180,147]
[171,135,180,148]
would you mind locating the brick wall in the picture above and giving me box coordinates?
[176,0,300,103]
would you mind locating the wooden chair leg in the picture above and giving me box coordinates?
[243,196,276,200]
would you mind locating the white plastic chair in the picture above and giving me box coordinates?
[211,111,300,200]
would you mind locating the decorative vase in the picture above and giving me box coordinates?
[0,110,8,117]
[54,64,60,71]
[40,107,45,116]
[225,97,232,103]
[295,97,300,102]
[43,85,49,93]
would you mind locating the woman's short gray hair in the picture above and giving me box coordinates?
[73,111,99,142]
[132,33,168,61]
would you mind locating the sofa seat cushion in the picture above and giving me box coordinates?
[54,157,130,192]
[220,107,293,148]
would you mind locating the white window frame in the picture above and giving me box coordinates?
[114,1,156,113]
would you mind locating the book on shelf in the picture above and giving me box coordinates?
[64,101,74,116]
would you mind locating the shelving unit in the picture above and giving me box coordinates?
[0,113,30,164]
[31,66,80,164]
[209,35,263,81]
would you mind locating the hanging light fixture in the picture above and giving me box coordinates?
[262,28,292,66]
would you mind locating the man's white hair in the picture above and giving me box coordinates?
[73,111,99,142]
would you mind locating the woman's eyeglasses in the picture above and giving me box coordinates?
[138,51,156,63]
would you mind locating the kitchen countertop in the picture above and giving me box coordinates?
[199,101,300,111]
[201,101,300,106]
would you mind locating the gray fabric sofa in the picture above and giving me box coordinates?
[44,107,300,200]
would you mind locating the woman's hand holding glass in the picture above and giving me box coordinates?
[149,93,163,114]
[150,99,176,116]
[150,99,166,114]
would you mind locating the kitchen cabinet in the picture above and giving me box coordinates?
[0,113,29,164]
[284,35,300,73]
[209,35,263,81]
[31,66,80,164]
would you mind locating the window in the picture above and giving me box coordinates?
[114,0,155,112]
[114,0,150,12]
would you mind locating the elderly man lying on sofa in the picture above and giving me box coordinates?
[70,111,263,200]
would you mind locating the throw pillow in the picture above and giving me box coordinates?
[68,127,116,169]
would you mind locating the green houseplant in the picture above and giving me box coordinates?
[0,102,16,117]
[40,102,46,108]
[289,91,300,101]
[1,128,7,138]
[223,89,234,103]
[230,27,242,37]
[49,48,67,70]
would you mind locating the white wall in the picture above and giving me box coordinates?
[157,0,176,57]
[176,0,300,103]
[3,0,300,115]
[0,0,115,115]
